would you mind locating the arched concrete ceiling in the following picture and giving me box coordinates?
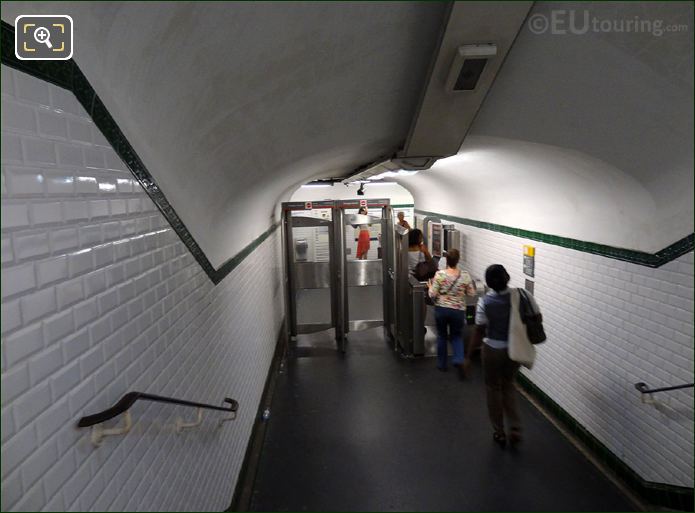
[397,1,693,253]
[2,2,447,267]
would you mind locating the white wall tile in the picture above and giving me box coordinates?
[13,232,50,260]
[1,425,38,479]
[74,176,98,194]
[78,225,102,247]
[1,262,35,298]
[1,133,23,163]
[49,84,83,116]
[2,66,284,512]
[1,365,30,404]
[2,65,15,96]
[110,199,126,216]
[42,310,74,345]
[49,228,78,253]
[43,451,75,499]
[423,215,694,487]
[73,298,98,329]
[62,329,90,363]
[1,98,36,134]
[63,201,89,222]
[14,72,50,106]
[19,287,56,324]
[0,472,22,511]
[4,324,44,367]
[55,143,84,167]
[13,382,52,429]
[84,148,105,169]
[22,138,57,166]
[4,168,44,196]
[37,111,68,140]
[28,345,64,387]
[30,202,62,225]
[1,204,30,229]
[43,491,66,512]
[66,119,92,145]
[1,300,22,334]
[1,236,13,264]
[1,407,15,443]
[36,256,68,287]
[67,249,93,277]
[89,200,110,219]
[56,279,84,310]
[14,481,45,512]
[44,173,74,195]
[50,362,80,401]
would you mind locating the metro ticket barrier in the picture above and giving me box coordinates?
[282,199,394,351]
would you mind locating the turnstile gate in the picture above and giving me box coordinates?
[282,199,394,351]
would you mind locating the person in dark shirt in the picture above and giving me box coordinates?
[467,264,538,447]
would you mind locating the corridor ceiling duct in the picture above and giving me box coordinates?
[342,1,532,184]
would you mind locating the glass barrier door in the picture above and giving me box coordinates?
[336,199,391,350]
[283,202,335,337]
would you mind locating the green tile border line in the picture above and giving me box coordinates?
[416,209,694,268]
[1,20,274,285]
[517,374,694,511]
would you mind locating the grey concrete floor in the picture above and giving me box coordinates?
[250,327,635,511]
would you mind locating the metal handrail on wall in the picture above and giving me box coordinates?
[634,382,694,395]
[77,392,239,446]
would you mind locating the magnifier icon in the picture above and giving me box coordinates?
[33,26,53,49]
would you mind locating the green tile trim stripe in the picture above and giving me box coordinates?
[391,203,415,208]
[415,209,694,268]
[517,374,694,511]
[1,20,267,285]
[213,223,279,284]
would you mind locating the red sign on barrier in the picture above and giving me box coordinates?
[305,202,312,210]
[359,199,367,207]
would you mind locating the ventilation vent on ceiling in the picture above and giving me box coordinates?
[445,43,497,92]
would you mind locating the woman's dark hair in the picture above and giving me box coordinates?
[485,264,510,292]
[445,248,460,268]
[408,228,423,247]
[358,206,368,215]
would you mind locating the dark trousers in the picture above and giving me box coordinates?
[434,306,465,369]
[482,344,521,434]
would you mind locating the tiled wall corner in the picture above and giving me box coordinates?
[418,214,694,488]
[1,66,285,511]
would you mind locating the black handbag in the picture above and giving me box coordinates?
[518,288,546,344]
[413,259,437,282]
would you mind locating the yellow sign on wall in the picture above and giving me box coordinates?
[523,245,535,257]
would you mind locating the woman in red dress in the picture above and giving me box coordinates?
[356,206,371,259]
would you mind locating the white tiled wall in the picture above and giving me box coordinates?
[421,215,694,487]
[1,66,285,511]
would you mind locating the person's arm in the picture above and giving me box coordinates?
[419,242,432,261]
[429,272,442,298]
[465,325,486,365]
[466,297,487,363]
[461,271,476,296]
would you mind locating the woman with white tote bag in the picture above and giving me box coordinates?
[466,264,540,447]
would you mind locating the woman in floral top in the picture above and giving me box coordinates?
[428,249,476,377]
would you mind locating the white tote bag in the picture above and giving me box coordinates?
[507,288,536,369]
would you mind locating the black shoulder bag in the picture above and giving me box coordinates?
[518,288,547,344]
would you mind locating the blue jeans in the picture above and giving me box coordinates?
[434,306,465,369]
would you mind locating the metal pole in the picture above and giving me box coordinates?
[333,203,347,351]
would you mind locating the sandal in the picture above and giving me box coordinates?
[509,428,522,447]
[493,432,507,447]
